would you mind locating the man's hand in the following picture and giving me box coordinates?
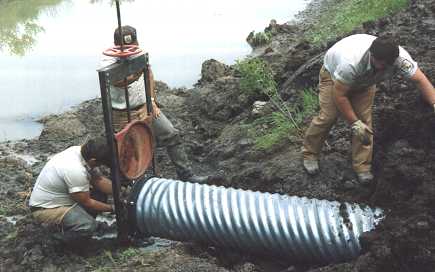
[351,120,373,146]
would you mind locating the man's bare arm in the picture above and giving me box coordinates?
[333,80,358,124]
[411,68,435,105]
[91,175,113,195]
[71,191,113,213]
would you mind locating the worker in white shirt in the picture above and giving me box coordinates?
[302,34,435,183]
[29,137,114,241]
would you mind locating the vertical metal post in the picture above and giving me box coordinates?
[143,53,158,176]
[115,0,123,51]
[123,81,132,122]
[143,54,153,116]
[98,71,129,242]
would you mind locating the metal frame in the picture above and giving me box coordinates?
[97,53,155,242]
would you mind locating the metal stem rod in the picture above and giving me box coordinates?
[115,1,131,122]
[115,0,123,51]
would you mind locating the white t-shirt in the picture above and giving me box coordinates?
[324,34,418,89]
[29,146,90,208]
[100,55,147,110]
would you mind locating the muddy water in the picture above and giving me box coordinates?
[0,0,309,142]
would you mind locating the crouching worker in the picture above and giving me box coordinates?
[28,137,114,242]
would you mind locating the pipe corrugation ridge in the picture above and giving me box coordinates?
[133,177,384,263]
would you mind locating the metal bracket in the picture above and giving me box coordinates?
[97,53,157,242]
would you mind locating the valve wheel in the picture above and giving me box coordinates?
[103,45,142,58]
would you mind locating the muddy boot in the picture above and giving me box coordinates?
[52,230,93,252]
[303,159,319,175]
[356,171,373,185]
[166,144,210,183]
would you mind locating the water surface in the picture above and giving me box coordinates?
[0,0,309,141]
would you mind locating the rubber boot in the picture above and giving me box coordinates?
[166,144,209,183]
[303,159,319,175]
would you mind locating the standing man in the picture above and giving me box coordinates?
[101,25,211,183]
[29,137,114,241]
[302,34,435,183]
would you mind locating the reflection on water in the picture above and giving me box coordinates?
[0,0,309,142]
[0,0,63,56]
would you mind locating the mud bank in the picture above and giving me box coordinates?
[1,0,435,271]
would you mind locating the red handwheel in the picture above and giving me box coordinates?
[103,44,142,58]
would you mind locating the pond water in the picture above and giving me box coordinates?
[0,0,309,142]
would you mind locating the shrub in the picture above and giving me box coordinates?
[235,58,319,149]
[235,58,276,95]
[247,30,273,47]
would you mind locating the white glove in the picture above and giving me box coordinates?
[351,120,373,146]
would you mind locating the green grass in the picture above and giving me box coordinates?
[249,111,295,150]
[248,31,273,47]
[117,248,140,263]
[4,230,18,241]
[85,247,156,271]
[0,206,6,216]
[235,58,276,95]
[235,58,319,149]
[305,0,409,44]
[249,88,319,150]
[302,87,319,116]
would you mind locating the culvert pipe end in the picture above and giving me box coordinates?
[128,177,384,263]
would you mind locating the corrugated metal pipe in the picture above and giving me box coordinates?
[128,177,384,263]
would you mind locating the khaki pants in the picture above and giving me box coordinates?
[32,205,74,225]
[32,204,98,240]
[112,104,151,132]
[302,66,376,173]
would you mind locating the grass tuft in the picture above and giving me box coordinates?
[247,31,273,47]
[305,0,409,44]
[248,88,319,150]
[235,58,319,149]
[235,58,276,95]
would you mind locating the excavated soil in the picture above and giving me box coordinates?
[1,0,435,271]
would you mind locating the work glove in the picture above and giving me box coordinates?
[351,120,373,146]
